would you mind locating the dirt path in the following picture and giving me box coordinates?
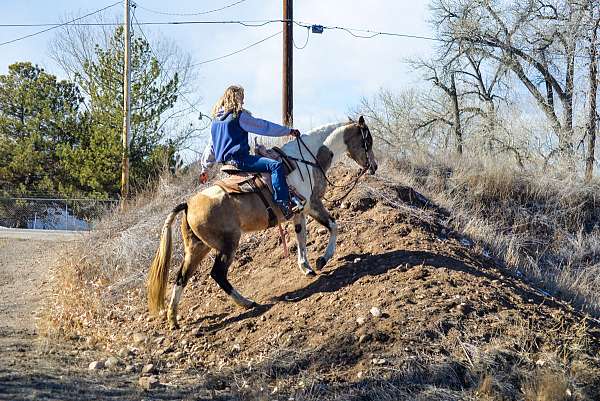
[0,238,218,401]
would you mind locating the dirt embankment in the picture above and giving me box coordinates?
[44,168,600,400]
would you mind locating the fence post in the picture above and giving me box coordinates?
[65,201,68,231]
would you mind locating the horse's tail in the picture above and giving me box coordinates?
[147,202,188,315]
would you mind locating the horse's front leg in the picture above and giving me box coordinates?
[307,201,337,270]
[293,213,315,276]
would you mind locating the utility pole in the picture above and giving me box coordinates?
[121,0,132,208]
[282,0,293,126]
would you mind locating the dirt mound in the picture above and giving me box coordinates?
[46,166,600,400]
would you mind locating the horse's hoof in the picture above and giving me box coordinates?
[316,257,327,270]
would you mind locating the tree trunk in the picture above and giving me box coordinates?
[450,73,462,155]
[586,8,599,182]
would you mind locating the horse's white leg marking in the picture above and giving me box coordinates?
[230,288,255,308]
[324,219,337,261]
[167,284,183,328]
[293,214,314,276]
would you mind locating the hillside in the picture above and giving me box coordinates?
[43,164,600,401]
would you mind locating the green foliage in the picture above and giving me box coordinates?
[60,27,180,197]
[0,28,182,201]
[0,62,83,197]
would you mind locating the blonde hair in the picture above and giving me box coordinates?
[211,85,245,117]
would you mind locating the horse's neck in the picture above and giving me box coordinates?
[322,126,348,165]
[296,123,347,166]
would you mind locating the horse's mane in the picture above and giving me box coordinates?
[304,122,347,137]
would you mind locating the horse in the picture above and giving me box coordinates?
[147,115,378,329]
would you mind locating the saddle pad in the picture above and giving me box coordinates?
[214,173,274,195]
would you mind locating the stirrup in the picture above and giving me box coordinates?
[291,195,304,213]
[279,203,294,220]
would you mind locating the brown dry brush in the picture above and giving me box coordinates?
[387,155,600,317]
[39,158,600,400]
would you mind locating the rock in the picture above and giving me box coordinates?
[356,316,366,326]
[231,343,241,352]
[371,358,386,365]
[172,351,184,359]
[353,257,362,263]
[191,328,201,337]
[104,356,120,369]
[125,364,135,373]
[132,332,147,345]
[358,334,371,344]
[141,363,155,375]
[88,360,104,370]
[370,307,382,318]
[318,227,328,235]
[139,375,160,390]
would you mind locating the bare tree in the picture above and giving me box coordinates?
[431,0,587,158]
[585,0,600,181]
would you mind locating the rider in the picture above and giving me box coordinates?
[199,85,300,217]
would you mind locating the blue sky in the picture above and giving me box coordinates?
[0,0,434,157]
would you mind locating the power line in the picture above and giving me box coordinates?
[190,30,282,67]
[136,0,249,17]
[131,8,208,121]
[293,25,310,50]
[0,1,120,48]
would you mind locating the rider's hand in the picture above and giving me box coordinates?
[199,171,209,184]
[289,129,301,138]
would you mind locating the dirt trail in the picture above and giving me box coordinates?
[0,238,216,401]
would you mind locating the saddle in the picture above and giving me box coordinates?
[214,146,304,227]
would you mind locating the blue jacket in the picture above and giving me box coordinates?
[207,110,291,165]
[210,111,248,163]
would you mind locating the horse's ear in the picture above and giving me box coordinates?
[348,116,355,123]
[358,115,365,126]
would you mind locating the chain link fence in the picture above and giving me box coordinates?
[0,198,118,231]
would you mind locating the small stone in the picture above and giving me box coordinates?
[191,328,200,337]
[133,333,147,345]
[354,257,362,263]
[371,358,386,365]
[318,228,328,235]
[356,316,366,326]
[370,307,382,318]
[88,360,104,370]
[139,375,160,390]
[172,351,184,359]
[104,356,120,369]
[358,334,371,344]
[141,363,155,375]
[357,371,363,379]
[125,364,135,373]
[231,343,241,352]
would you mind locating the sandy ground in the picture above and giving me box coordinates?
[0,237,223,401]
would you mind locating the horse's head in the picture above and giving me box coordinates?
[343,116,378,175]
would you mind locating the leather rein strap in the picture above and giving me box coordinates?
[291,125,372,204]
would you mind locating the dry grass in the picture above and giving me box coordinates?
[384,154,600,317]
[38,169,199,341]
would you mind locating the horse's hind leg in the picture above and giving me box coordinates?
[210,235,257,309]
[167,217,210,330]
[307,200,337,270]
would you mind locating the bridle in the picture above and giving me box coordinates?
[291,123,374,203]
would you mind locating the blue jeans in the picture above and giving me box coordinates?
[231,153,289,206]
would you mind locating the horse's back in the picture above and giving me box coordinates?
[185,184,271,247]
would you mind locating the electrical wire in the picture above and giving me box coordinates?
[0,1,120,48]
[132,9,206,117]
[136,0,249,17]
[293,26,310,49]
[190,30,282,67]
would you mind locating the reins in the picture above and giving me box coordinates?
[289,125,373,204]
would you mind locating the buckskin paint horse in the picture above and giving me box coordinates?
[147,116,377,329]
